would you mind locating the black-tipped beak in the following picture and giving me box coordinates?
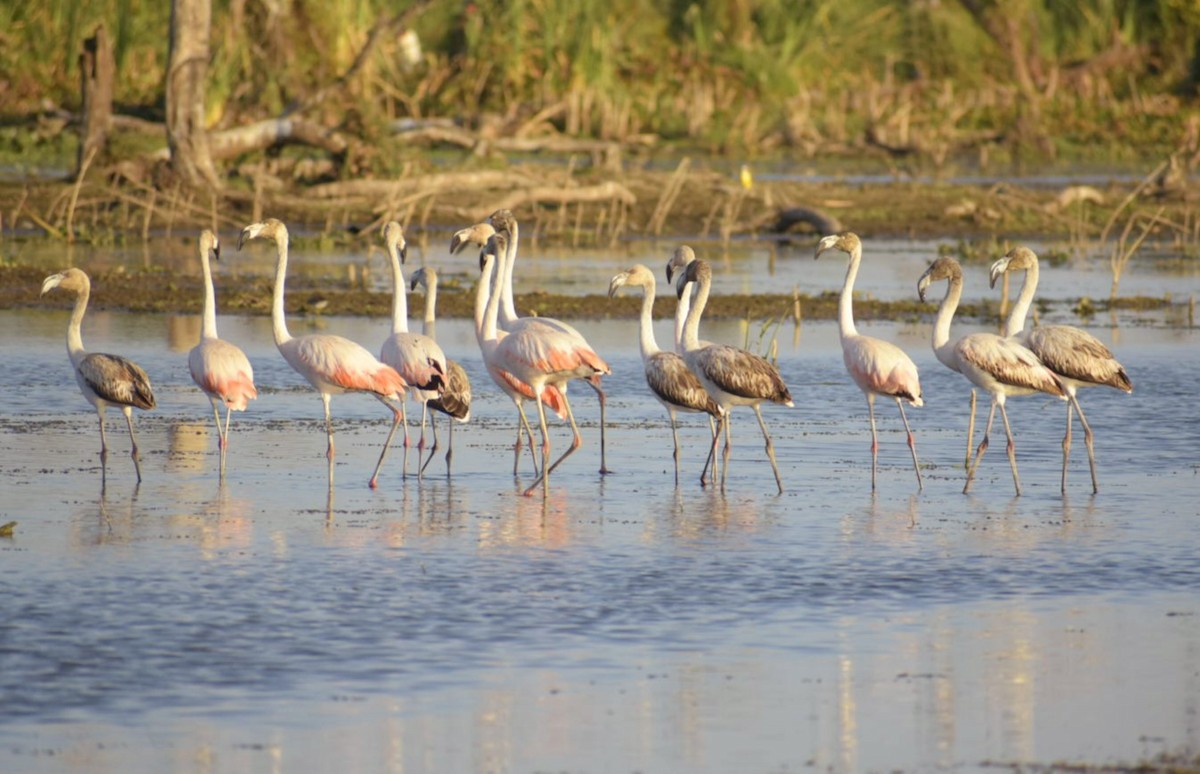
[400,244,408,264]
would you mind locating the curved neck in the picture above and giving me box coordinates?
[681,273,710,352]
[421,277,437,339]
[933,275,963,354]
[499,221,519,326]
[200,248,218,339]
[1005,261,1038,337]
[387,241,409,334]
[838,246,861,339]
[636,280,660,360]
[271,234,293,347]
[475,256,498,348]
[67,283,89,362]
[674,281,691,353]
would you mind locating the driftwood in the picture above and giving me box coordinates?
[147,118,349,164]
[77,25,114,179]
[391,120,632,171]
[481,181,636,216]
[308,170,532,200]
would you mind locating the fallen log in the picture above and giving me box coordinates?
[308,170,535,200]
[481,181,636,216]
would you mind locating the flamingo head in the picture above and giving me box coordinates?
[675,258,711,300]
[917,256,963,302]
[199,229,220,262]
[608,264,655,298]
[238,218,287,250]
[481,232,507,272]
[450,222,494,255]
[815,232,861,260]
[410,266,436,293]
[40,267,90,297]
[990,245,1038,288]
[383,220,408,264]
[487,208,516,236]
[664,244,696,283]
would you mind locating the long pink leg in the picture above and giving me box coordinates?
[998,402,1022,496]
[122,406,143,484]
[866,394,879,492]
[896,398,922,491]
[752,404,783,494]
[1069,394,1099,494]
[523,390,555,497]
[964,401,998,494]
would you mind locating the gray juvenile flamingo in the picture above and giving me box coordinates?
[41,268,156,483]
[188,229,257,478]
[410,266,472,477]
[608,264,720,485]
[989,245,1133,493]
[675,259,793,494]
[238,219,407,487]
[918,256,1066,495]
[816,232,924,491]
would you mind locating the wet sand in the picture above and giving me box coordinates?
[1,302,1198,772]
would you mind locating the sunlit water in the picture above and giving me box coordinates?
[1,284,1199,772]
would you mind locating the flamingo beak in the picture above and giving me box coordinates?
[814,235,838,259]
[400,243,408,264]
[607,274,627,299]
[917,273,931,303]
[40,273,65,296]
[237,224,261,251]
[988,258,1008,289]
[213,241,221,261]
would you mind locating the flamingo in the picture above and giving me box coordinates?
[674,258,793,494]
[41,268,156,483]
[486,209,613,475]
[917,256,1067,495]
[410,266,472,477]
[815,233,924,491]
[371,221,447,485]
[608,264,720,485]
[989,246,1133,493]
[237,219,408,487]
[188,229,257,478]
[479,233,608,497]
[466,230,567,478]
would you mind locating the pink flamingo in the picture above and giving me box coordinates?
[410,266,472,477]
[816,233,924,491]
[485,210,613,474]
[479,233,608,497]
[41,268,156,483]
[918,256,1067,495]
[608,264,720,485]
[238,219,408,487]
[674,259,793,494]
[188,229,257,478]
[990,246,1133,493]
[371,221,447,485]
[464,229,567,477]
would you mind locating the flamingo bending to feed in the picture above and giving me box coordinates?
[188,229,257,477]
[674,259,793,493]
[410,266,472,477]
[372,221,447,485]
[238,219,407,486]
[485,209,614,475]
[41,268,156,482]
[816,232,924,491]
[917,256,1066,495]
[608,264,720,485]
[989,246,1132,493]
[479,233,608,497]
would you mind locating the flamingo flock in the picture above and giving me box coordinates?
[39,219,1133,498]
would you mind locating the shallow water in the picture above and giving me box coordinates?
[1,299,1199,772]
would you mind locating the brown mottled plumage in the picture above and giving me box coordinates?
[676,258,793,494]
[609,264,720,485]
[41,267,156,482]
[990,245,1133,493]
